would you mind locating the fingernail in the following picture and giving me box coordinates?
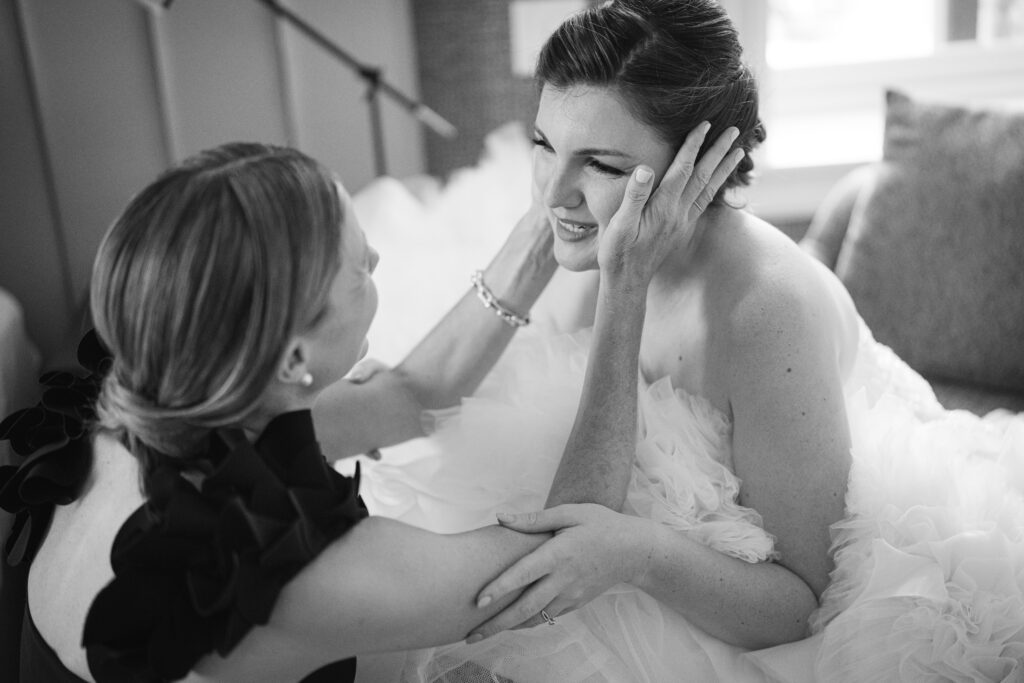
[477,595,492,608]
[700,121,712,134]
[466,633,483,644]
[728,127,740,143]
[496,512,514,523]
[635,167,653,184]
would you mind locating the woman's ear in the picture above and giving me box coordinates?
[278,337,313,386]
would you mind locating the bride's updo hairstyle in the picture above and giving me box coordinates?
[90,143,342,475]
[536,0,765,202]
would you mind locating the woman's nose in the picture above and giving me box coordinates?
[540,163,581,210]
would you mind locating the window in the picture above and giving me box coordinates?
[767,0,1024,70]
[721,0,1024,220]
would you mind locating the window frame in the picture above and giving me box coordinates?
[721,0,1024,222]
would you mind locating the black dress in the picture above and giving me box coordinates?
[0,332,368,682]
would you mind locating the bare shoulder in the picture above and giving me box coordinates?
[28,432,145,680]
[702,212,854,596]
[703,210,856,375]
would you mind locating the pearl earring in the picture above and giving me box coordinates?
[300,373,314,387]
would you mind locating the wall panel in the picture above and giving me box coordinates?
[278,0,425,189]
[0,0,423,363]
[0,0,70,359]
[161,0,291,157]
[20,0,169,305]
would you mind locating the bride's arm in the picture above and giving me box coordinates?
[474,274,849,648]
[620,276,851,647]
[546,124,742,511]
[314,206,556,459]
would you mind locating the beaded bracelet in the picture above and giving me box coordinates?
[470,270,530,328]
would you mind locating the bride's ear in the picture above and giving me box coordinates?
[278,337,313,387]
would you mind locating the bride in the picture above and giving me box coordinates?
[343,0,1024,680]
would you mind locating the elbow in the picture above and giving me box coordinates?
[734,613,812,651]
[733,589,817,650]
[392,365,460,411]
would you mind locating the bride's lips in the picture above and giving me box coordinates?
[554,218,598,242]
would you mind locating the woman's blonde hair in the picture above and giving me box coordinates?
[90,143,342,475]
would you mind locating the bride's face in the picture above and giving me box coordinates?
[532,84,674,271]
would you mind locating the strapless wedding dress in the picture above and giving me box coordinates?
[352,321,1024,682]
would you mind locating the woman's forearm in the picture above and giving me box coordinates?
[315,210,554,459]
[545,280,646,510]
[394,209,556,409]
[636,522,817,649]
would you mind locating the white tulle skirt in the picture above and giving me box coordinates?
[347,319,1024,682]
[347,126,1024,682]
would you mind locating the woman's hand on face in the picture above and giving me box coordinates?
[466,504,656,642]
[598,123,745,284]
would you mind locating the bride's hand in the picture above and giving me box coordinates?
[599,123,744,285]
[466,504,656,641]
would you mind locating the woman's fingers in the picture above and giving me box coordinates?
[596,165,657,275]
[692,147,744,215]
[345,357,389,384]
[494,505,583,533]
[680,127,742,214]
[655,121,711,199]
[475,536,558,608]
[469,577,562,641]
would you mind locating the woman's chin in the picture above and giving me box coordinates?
[553,246,598,272]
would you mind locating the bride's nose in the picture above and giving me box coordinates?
[539,162,583,211]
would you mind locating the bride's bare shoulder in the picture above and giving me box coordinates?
[705,209,858,366]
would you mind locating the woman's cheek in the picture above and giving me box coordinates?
[531,149,550,200]
[595,178,631,229]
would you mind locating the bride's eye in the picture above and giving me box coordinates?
[586,159,627,177]
[531,136,553,152]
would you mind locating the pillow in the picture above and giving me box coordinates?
[835,90,1024,391]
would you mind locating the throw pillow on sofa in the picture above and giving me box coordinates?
[835,90,1024,392]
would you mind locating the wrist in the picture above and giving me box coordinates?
[595,279,648,325]
[627,517,661,587]
[483,218,556,309]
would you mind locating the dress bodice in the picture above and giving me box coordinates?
[358,327,777,563]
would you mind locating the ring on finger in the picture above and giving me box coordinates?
[540,609,556,626]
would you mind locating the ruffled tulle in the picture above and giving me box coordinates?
[355,328,778,682]
[356,320,1024,682]
[1,333,367,683]
[796,323,1024,682]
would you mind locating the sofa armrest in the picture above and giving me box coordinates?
[799,165,878,269]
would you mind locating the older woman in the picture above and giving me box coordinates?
[0,132,738,682]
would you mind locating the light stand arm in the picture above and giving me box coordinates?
[252,0,457,176]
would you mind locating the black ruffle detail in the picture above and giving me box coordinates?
[0,332,367,683]
[82,411,367,682]
[0,330,110,565]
